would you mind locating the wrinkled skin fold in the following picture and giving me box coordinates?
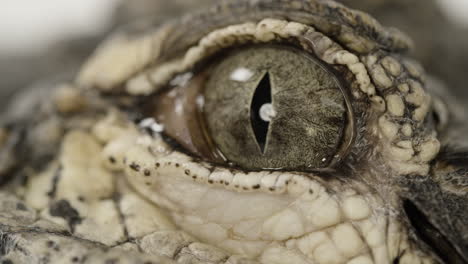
[0,1,467,264]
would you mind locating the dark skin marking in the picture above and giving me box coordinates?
[46,240,54,248]
[16,202,27,211]
[404,199,466,264]
[0,233,14,256]
[49,199,82,232]
[129,163,140,172]
[144,169,151,176]
[109,156,116,164]
[393,254,402,264]
[46,166,62,198]
[105,259,118,264]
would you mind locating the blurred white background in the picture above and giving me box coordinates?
[0,0,121,55]
[438,0,468,26]
[0,0,467,55]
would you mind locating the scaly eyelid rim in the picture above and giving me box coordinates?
[160,0,412,61]
[126,19,383,106]
[77,0,411,93]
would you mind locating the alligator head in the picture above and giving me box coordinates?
[0,1,466,263]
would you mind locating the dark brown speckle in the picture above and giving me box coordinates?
[46,240,55,248]
[105,259,118,264]
[129,162,140,172]
[16,202,27,211]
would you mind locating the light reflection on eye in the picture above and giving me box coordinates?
[148,44,355,172]
[230,67,255,82]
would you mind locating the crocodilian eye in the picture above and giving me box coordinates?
[150,45,354,171]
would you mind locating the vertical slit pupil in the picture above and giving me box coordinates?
[250,72,272,154]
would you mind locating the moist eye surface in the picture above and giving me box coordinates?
[204,46,347,170]
[154,45,351,171]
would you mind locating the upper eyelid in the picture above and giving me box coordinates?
[160,0,411,59]
[77,0,410,94]
[123,18,384,108]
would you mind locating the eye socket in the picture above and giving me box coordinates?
[150,45,354,171]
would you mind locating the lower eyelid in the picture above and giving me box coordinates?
[121,143,294,195]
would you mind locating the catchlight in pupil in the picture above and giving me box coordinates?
[250,72,273,154]
[152,45,354,171]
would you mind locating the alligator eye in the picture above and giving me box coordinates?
[151,45,354,171]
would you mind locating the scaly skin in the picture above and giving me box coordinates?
[0,1,467,264]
